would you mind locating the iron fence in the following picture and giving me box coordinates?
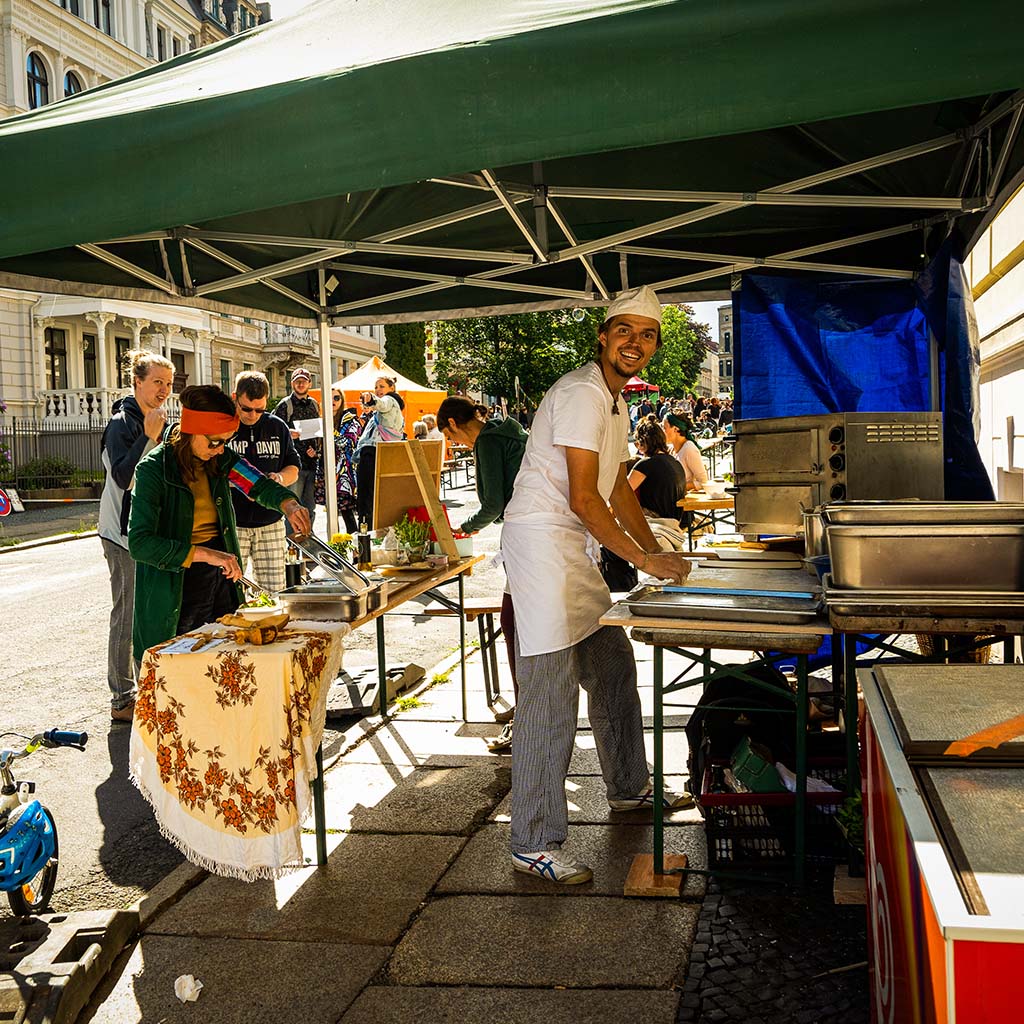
[0,416,106,491]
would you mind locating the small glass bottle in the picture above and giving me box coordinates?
[285,545,302,589]
[357,521,372,569]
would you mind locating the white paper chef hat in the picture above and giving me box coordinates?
[605,285,662,325]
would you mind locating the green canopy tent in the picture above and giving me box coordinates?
[1,0,1022,530]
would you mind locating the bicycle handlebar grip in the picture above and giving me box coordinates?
[44,729,89,748]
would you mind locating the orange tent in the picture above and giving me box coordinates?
[331,355,446,438]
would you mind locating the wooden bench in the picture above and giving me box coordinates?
[423,597,503,705]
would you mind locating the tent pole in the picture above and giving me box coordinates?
[317,268,339,538]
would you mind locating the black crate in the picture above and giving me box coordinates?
[700,760,846,869]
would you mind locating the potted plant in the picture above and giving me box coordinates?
[329,532,353,560]
[392,513,431,563]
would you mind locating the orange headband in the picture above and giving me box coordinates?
[180,408,239,435]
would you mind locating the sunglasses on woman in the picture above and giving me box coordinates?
[205,434,236,449]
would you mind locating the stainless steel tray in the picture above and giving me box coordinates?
[822,501,1024,526]
[625,585,821,624]
[288,534,371,594]
[823,576,1024,618]
[827,524,1024,591]
[279,584,368,621]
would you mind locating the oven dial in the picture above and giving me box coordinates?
[828,426,845,445]
[829,453,845,472]
[830,483,846,500]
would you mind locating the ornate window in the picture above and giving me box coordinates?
[83,334,98,388]
[27,53,49,109]
[59,0,82,16]
[115,337,131,387]
[157,26,166,61]
[64,71,83,97]
[219,359,232,392]
[92,0,112,35]
[45,328,68,389]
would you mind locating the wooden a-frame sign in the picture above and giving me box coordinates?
[372,439,460,559]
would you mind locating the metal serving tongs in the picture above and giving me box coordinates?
[238,574,274,602]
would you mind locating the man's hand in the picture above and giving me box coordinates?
[290,429,301,440]
[143,406,167,442]
[641,550,691,585]
[282,499,311,537]
[306,445,317,459]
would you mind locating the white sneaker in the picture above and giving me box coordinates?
[608,786,695,812]
[486,722,513,753]
[512,849,593,885]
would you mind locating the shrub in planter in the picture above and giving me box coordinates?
[17,456,78,490]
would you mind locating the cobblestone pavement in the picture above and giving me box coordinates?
[678,873,869,1024]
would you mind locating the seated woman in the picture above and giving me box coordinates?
[628,418,689,521]
[662,412,708,493]
[436,396,528,753]
[128,385,309,664]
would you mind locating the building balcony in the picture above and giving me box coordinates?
[41,388,181,421]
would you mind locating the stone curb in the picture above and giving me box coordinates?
[0,529,98,553]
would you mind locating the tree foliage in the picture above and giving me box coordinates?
[433,309,604,404]
[431,303,710,403]
[383,322,428,386]
[641,305,710,396]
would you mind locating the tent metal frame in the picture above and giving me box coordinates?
[61,90,1022,328]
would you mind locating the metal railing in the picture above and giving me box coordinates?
[0,416,106,491]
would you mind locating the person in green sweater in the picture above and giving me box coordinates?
[129,385,309,668]
[436,397,528,753]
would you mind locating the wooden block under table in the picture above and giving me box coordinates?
[623,853,690,897]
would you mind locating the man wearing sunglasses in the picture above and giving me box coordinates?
[227,371,301,593]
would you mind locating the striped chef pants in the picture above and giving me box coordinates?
[510,625,649,855]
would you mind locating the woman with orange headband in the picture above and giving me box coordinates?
[128,385,309,662]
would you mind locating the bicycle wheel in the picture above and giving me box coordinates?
[7,806,58,916]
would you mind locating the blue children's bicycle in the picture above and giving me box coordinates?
[0,729,88,915]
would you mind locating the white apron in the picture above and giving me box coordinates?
[501,515,612,657]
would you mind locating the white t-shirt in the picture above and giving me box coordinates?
[504,362,629,522]
[674,439,707,489]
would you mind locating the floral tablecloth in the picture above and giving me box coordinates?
[129,620,348,880]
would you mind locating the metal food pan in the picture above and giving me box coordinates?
[823,578,1024,617]
[822,501,1024,526]
[625,585,821,625]
[279,585,368,621]
[827,524,1024,591]
[288,534,370,593]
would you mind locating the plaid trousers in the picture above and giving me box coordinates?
[236,519,287,594]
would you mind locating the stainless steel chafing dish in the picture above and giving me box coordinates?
[826,523,1024,592]
[625,584,822,625]
[822,501,1024,526]
[282,535,388,620]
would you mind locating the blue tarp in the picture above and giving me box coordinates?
[733,254,993,500]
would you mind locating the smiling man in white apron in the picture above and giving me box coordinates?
[501,285,693,885]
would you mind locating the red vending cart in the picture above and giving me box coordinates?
[862,664,1024,1024]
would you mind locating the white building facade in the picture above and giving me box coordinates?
[0,0,384,422]
[968,182,1024,501]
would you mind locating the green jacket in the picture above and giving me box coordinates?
[460,416,528,534]
[128,442,296,660]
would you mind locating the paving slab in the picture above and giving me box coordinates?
[151,832,464,945]
[388,895,699,988]
[87,935,386,1024]
[436,822,707,899]
[569,728,691,775]
[341,719,511,766]
[490,773,701,825]
[341,985,681,1024]
[322,761,510,834]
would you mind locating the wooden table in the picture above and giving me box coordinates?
[697,434,733,476]
[601,566,839,887]
[351,555,484,719]
[677,493,736,548]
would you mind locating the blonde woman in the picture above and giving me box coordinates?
[99,349,174,721]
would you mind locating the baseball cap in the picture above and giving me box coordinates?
[291,367,312,382]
